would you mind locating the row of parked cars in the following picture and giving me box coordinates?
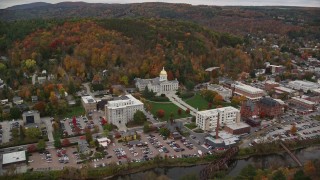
[114,148,127,159]
[180,137,194,150]
[166,140,185,152]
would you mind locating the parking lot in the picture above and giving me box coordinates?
[61,116,101,136]
[28,130,203,170]
[252,117,320,145]
[0,120,23,144]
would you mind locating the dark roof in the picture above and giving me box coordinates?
[260,97,279,107]
[113,95,129,101]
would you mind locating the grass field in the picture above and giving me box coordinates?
[148,101,190,121]
[184,93,212,111]
[64,105,85,118]
[184,122,197,130]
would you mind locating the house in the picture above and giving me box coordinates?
[0,78,5,88]
[1,99,8,105]
[31,96,38,103]
[12,96,23,105]
[97,137,111,148]
[121,131,137,142]
[37,76,47,84]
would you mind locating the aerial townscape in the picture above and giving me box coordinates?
[0,1,320,180]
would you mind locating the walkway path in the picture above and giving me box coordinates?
[166,93,198,116]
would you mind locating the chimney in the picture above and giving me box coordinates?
[216,112,220,139]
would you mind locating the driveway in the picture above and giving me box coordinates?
[42,117,54,142]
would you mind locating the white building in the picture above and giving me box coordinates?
[288,80,320,93]
[105,94,143,127]
[196,106,240,131]
[233,82,265,101]
[135,67,179,95]
[81,95,97,112]
[2,151,27,173]
[207,84,232,101]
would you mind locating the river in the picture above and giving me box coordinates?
[112,146,320,180]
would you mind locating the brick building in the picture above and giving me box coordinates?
[240,100,260,119]
[234,82,265,101]
[241,97,284,119]
[225,122,251,135]
[290,97,316,111]
[259,97,284,118]
[264,81,279,91]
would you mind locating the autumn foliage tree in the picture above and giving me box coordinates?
[27,144,37,153]
[157,109,165,118]
[213,94,223,105]
[304,161,316,177]
[62,138,71,147]
[290,124,297,135]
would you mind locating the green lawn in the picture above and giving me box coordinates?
[184,122,197,130]
[184,93,212,111]
[64,105,85,118]
[148,101,190,121]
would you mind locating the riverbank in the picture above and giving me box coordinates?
[236,138,320,160]
[3,139,320,180]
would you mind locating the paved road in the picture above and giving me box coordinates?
[82,82,94,97]
[41,117,54,142]
[166,93,198,116]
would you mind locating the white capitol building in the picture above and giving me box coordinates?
[135,67,179,95]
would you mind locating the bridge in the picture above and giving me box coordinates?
[199,146,239,180]
[279,142,303,167]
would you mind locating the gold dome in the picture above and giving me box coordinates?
[160,67,167,75]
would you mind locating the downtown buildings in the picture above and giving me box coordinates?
[196,106,240,131]
[104,94,143,127]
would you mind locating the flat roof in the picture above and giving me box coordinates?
[226,122,250,130]
[22,110,39,116]
[312,88,320,94]
[235,82,265,94]
[81,95,97,104]
[274,86,296,93]
[197,106,239,117]
[292,97,315,105]
[2,151,26,165]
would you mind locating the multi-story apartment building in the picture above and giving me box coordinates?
[196,106,240,131]
[234,82,265,101]
[105,94,143,127]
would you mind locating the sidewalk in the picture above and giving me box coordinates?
[166,93,198,116]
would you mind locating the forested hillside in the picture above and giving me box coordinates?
[0,18,250,89]
[1,2,319,37]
